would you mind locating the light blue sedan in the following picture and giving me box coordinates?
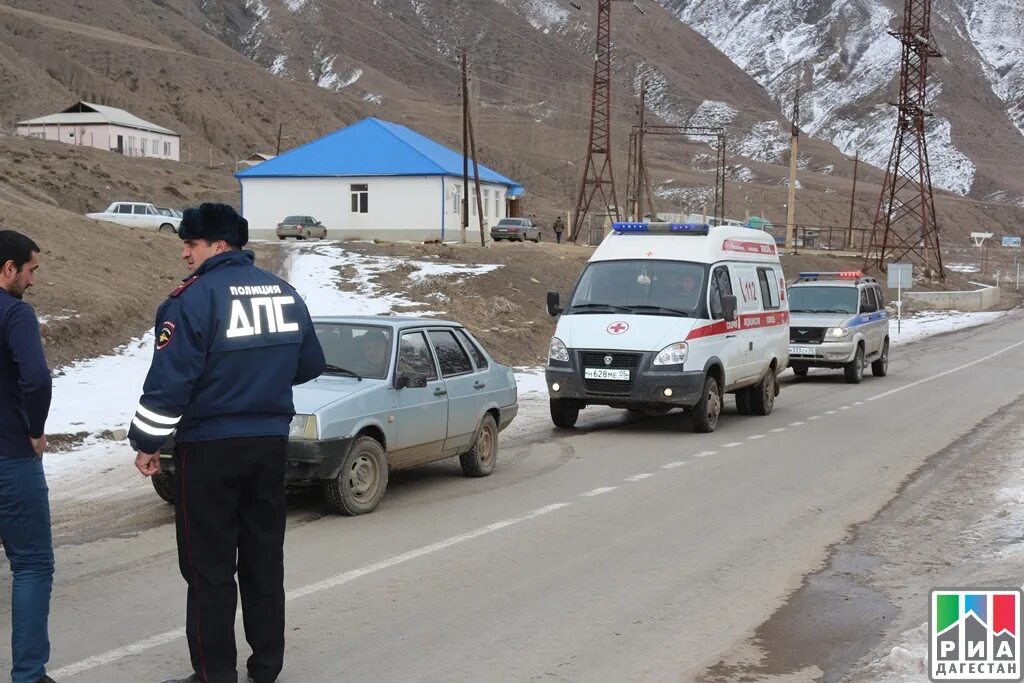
[155,316,519,515]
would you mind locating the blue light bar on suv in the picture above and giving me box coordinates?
[612,222,711,235]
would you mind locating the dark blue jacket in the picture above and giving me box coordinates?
[0,291,52,459]
[128,250,325,454]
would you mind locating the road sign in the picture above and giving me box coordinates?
[1002,236,1021,248]
[887,262,913,290]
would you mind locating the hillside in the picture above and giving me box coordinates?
[0,0,1021,244]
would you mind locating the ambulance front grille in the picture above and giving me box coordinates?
[583,379,635,396]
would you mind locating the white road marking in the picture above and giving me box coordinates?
[790,421,805,427]
[825,410,837,415]
[839,406,851,410]
[50,502,571,678]
[854,401,864,406]
[661,461,689,469]
[770,428,787,433]
[868,339,1024,402]
[625,473,654,482]
[722,442,743,448]
[693,450,717,458]
[748,434,766,440]
[581,487,618,497]
[808,416,821,421]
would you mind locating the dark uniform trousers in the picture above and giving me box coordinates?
[173,436,288,683]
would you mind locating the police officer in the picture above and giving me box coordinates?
[128,203,325,683]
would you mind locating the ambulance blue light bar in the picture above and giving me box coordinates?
[612,222,710,235]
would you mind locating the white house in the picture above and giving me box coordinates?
[16,101,180,161]
[235,117,524,241]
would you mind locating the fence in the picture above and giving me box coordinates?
[766,224,874,255]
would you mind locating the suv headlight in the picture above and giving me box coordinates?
[826,327,850,339]
[548,337,569,364]
[289,414,318,440]
[653,342,688,366]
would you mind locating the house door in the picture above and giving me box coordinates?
[116,135,124,154]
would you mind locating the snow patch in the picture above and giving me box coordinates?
[888,310,1003,346]
[362,93,384,105]
[284,0,307,11]
[737,121,790,163]
[270,54,287,76]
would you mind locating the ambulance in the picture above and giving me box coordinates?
[545,222,789,433]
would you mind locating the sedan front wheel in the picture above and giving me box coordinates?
[324,436,389,515]
[460,414,498,477]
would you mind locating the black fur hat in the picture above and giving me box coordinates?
[178,203,248,247]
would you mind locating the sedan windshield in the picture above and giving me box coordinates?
[313,323,393,380]
[788,286,859,314]
[566,260,706,317]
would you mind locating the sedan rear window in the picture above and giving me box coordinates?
[282,216,305,224]
[429,330,474,377]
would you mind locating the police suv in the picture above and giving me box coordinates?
[545,221,789,433]
[787,271,890,383]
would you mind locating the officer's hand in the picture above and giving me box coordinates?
[135,451,161,477]
[30,435,47,457]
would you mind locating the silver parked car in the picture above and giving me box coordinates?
[276,215,327,240]
[787,272,890,383]
[154,316,519,515]
[491,217,542,242]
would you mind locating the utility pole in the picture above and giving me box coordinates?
[865,0,945,279]
[275,122,283,156]
[461,51,470,244]
[466,92,486,247]
[785,86,800,252]
[847,151,859,250]
[569,0,623,242]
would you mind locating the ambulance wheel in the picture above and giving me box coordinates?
[749,367,776,416]
[323,436,389,515]
[691,375,721,433]
[734,388,752,415]
[844,345,865,384]
[461,414,498,477]
[791,365,809,377]
[151,473,174,504]
[872,339,889,377]
[550,399,580,429]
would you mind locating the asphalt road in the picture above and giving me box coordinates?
[6,312,1024,682]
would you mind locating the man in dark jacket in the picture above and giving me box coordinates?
[553,215,565,244]
[129,204,325,683]
[0,230,56,683]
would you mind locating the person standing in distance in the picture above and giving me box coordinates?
[128,204,325,683]
[0,230,56,683]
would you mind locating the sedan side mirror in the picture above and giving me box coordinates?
[721,294,738,323]
[546,291,562,317]
[397,371,428,389]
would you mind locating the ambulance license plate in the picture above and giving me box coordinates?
[584,368,630,381]
[790,346,814,356]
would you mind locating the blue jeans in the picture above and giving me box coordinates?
[0,456,54,683]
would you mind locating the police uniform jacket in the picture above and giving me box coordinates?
[128,250,325,454]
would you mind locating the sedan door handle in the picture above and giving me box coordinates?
[433,388,448,396]
[473,381,486,389]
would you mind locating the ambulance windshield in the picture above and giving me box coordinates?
[788,286,858,314]
[566,260,706,317]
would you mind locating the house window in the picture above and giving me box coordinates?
[153,138,159,155]
[141,139,148,155]
[129,137,136,155]
[351,184,368,213]
[164,141,171,156]
[483,189,490,218]
[451,184,462,213]
[757,267,780,310]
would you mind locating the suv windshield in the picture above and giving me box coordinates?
[566,260,706,317]
[788,286,859,314]
[313,323,393,380]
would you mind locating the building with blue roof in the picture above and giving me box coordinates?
[235,117,524,241]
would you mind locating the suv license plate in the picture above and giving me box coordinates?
[790,346,814,356]
[584,368,629,381]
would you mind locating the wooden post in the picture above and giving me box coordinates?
[467,92,486,247]
[847,151,859,250]
[461,51,469,244]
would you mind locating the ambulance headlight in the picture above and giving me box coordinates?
[289,414,318,440]
[653,342,688,366]
[826,327,851,339]
[548,337,570,364]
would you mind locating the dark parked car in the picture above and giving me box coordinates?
[491,217,542,243]
[277,215,328,240]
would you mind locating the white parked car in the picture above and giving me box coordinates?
[86,202,181,233]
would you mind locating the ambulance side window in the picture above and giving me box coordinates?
[757,267,781,310]
[709,266,733,320]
